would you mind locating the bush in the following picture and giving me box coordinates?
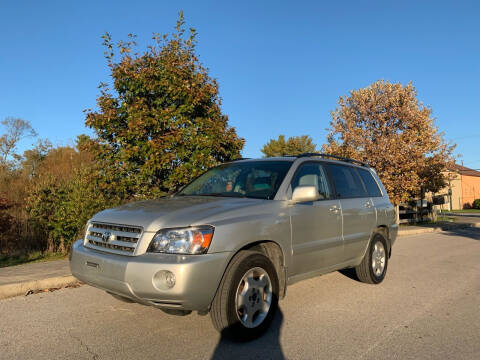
[26,167,120,253]
[0,196,16,255]
[473,199,480,210]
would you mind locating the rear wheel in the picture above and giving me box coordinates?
[210,250,279,340]
[355,233,388,284]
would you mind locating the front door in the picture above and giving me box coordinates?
[290,162,343,275]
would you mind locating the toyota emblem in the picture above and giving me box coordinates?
[102,231,112,242]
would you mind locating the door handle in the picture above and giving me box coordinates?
[365,201,372,208]
[329,206,339,214]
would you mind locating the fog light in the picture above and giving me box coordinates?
[153,270,176,290]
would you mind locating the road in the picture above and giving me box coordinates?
[1,228,479,360]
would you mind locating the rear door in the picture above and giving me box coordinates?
[289,162,343,275]
[357,167,393,236]
[326,164,376,262]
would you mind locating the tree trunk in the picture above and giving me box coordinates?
[58,236,65,255]
[395,204,400,225]
[46,237,54,254]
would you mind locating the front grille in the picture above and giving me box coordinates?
[89,223,142,234]
[84,222,143,255]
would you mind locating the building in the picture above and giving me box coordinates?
[440,164,480,210]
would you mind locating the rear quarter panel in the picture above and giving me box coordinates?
[370,171,398,250]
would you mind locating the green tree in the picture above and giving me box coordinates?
[473,199,480,209]
[261,135,316,157]
[85,12,244,198]
[323,80,455,206]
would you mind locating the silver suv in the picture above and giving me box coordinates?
[70,154,397,339]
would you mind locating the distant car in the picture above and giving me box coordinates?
[70,154,397,339]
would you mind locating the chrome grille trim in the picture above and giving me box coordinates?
[87,239,135,253]
[86,234,136,248]
[84,222,143,255]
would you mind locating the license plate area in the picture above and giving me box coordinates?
[86,261,100,269]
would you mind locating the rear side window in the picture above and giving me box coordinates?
[357,168,382,197]
[291,162,332,200]
[326,164,367,198]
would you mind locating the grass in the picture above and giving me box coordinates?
[442,209,480,213]
[437,216,456,222]
[0,251,67,268]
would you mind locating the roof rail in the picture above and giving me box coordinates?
[295,153,370,167]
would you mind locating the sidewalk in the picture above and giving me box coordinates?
[0,259,79,300]
[398,216,480,236]
[443,212,480,218]
[398,225,442,236]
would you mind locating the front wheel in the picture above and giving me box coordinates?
[210,250,279,340]
[355,233,389,284]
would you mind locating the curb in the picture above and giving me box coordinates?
[0,275,80,300]
[398,228,440,236]
[444,213,480,218]
[398,223,480,237]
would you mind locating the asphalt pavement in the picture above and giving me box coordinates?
[0,227,479,360]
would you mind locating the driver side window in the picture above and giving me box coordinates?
[291,162,332,200]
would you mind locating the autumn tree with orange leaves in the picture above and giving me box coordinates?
[323,80,455,208]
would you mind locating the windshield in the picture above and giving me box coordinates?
[177,161,293,200]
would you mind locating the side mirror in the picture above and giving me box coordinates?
[291,186,318,203]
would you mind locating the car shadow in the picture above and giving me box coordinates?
[338,268,360,282]
[440,227,480,241]
[210,307,285,360]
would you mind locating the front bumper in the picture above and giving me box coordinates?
[70,240,230,311]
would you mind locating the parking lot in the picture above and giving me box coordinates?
[1,228,479,360]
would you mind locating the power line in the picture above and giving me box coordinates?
[448,134,480,140]
[463,159,480,166]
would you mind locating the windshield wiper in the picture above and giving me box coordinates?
[188,192,248,198]
[197,193,225,197]
[177,192,271,200]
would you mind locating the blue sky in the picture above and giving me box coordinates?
[1,0,479,168]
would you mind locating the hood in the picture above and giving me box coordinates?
[90,196,265,232]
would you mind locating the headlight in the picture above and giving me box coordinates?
[147,226,214,255]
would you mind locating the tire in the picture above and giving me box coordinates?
[210,250,279,340]
[355,233,388,284]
